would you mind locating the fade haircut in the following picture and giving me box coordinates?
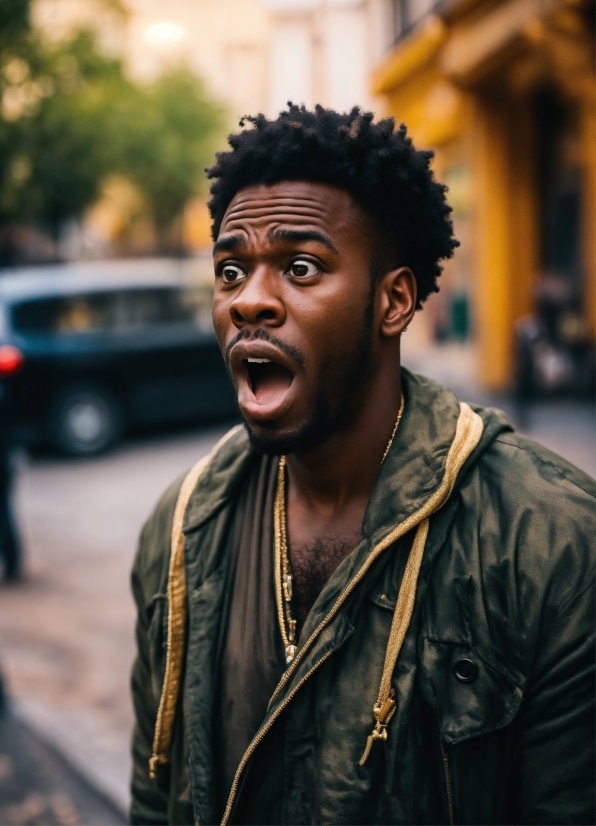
[206,104,458,309]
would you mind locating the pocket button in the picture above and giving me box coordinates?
[453,658,478,683]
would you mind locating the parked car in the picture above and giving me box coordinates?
[0,260,237,456]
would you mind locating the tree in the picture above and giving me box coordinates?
[0,2,224,254]
[1,32,129,237]
[0,0,29,51]
[110,68,224,250]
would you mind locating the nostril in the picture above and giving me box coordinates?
[230,307,246,325]
[258,309,277,321]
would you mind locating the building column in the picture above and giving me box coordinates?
[471,91,538,390]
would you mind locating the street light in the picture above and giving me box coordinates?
[144,22,186,47]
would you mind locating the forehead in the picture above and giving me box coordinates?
[218,181,364,239]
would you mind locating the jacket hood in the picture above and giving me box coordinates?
[360,369,513,551]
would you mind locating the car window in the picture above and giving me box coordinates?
[11,287,211,334]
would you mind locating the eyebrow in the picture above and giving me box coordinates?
[212,233,247,255]
[212,227,339,256]
[269,228,338,254]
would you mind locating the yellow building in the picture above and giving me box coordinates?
[372,0,595,389]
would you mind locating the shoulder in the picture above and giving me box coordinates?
[131,471,187,610]
[477,431,595,563]
[461,429,595,613]
[483,429,595,503]
[131,425,251,607]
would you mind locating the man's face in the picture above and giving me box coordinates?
[212,180,380,454]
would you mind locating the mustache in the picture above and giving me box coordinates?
[225,328,306,370]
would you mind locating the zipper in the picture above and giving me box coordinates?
[268,510,425,711]
[226,517,416,825]
[439,737,454,826]
[220,650,334,826]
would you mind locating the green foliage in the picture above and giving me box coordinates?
[1,32,126,234]
[112,68,224,236]
[0,0,29,52]
[0,2,224,243]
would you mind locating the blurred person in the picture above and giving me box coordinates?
[130,106,595,826]
[514,271,595,421]
[0,373,20,582]
[0,656,6,713]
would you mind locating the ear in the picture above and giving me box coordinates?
[378,267,417,338]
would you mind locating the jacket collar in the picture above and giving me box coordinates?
[361,368,461,549]
[183,424,253,533]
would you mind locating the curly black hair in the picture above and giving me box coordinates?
[206,104,458,308]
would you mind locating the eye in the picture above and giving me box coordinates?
[221,264,247,284]
[287,258,320,278]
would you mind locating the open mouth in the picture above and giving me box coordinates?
[245,357,294,406]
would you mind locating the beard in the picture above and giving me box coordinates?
[244,291,376,456]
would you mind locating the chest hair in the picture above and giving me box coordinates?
[289,535,356,634]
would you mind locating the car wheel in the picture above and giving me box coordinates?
[50,384,123,456]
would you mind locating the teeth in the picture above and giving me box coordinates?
[246,358,271,363]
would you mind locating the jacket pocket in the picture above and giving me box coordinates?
[418,638,523,745]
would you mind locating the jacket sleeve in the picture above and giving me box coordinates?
[130,477,183,825]
[516,574,595,824]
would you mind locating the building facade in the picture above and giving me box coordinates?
[32,0,272,118]
[264,0,388,115]
[372,0,595,389]
[33,0,385,122]
[32,0,386,251]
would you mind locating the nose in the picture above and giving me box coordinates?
[229,266,286,329]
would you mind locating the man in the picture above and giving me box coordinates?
[0,370,20,582]
[130,106,594,825]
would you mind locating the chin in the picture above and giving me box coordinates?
[243,421,304,456]
[243,398,332,456]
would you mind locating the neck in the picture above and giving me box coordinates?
[285,355,402,515]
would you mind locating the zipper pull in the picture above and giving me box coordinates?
[358,721,388,766]
[359,733,375,765]
[358,691,396,766]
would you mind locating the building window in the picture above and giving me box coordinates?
[392,0,409,40]
[392,0,439,42]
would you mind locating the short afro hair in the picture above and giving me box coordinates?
[206,104,458,308]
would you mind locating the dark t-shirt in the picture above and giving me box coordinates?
[215,455,285,813]
[215,454,356,814]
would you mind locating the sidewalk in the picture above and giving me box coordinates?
[0,707,125,826]
[0,427,227,818]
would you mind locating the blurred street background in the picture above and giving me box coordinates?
[0,0,594,822]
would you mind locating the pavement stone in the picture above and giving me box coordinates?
[0,425,228,814]
[0,708,126,825]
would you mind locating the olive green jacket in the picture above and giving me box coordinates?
[130,370,595,825]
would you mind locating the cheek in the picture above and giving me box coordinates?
[289,276,370,352]
[211,292,229,344]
